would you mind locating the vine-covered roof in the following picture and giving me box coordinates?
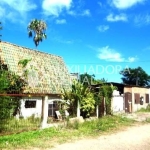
[0,41,71,94]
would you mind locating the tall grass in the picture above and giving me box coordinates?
[0,116,41,135]
[0,115,135,149]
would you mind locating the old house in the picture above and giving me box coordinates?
[0,41,71,127]
[91,82,150,116]
[110,82,150,113]
[124,85,150,112]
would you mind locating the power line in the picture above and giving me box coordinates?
[66,60,150,65]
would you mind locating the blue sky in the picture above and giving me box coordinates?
[1,0,150,83]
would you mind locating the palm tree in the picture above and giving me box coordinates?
[27,19,47,47]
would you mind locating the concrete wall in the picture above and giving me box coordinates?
[124,87,132,93]
[124,87,150,112]
[20,97,62,118]
[20,97,42,118]
[112,90,124,113]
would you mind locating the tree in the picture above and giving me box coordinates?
[0,61,27,121]
[62,81,95,118]
[27,19,47,47]
[79,73,107,86]
[120,67,150,86]
[79,73,95,86]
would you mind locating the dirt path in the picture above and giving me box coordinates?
[50,123,150,150]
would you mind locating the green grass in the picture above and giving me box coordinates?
[0,115,136,149]
[0,117,41,135]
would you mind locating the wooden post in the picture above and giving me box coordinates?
[41,95,48,129]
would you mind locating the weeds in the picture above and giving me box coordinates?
[0,117,41,135]
[0,115,135,149]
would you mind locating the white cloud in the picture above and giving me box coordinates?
[68,9,91,17]
[134,14,150,26]
[98,46,124,62]
[97,25,109,32]
[0,0,37,23]
[0,0,37,13]
[128,57,137,62]
[42,0,72,17]
[81,9,91,16]
[0,6,5,19]
[56,19,66,24]
[111,0,145,9]
[97,46,137,62]
[67,10,76,16]
[106,13,128,22]
[52,36,74,44]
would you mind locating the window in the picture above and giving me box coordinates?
[134,93,140,104]
[145,94,149,103]
[25,100,36,108]
[48,101,58,117]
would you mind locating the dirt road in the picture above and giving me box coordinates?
[50,123,150,150]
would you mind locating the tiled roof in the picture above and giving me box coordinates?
[0,41,71,94]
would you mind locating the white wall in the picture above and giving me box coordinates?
[20,97,42,118]
[20,97,63,118]
[112,90,124,112]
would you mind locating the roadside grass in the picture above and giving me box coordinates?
[0,115,136,149]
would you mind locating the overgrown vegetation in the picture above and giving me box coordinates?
[0,115,135,149]
[62,74,116,118]
[0,60,27,131]
[0,116,41,135]
[62,80,96,118]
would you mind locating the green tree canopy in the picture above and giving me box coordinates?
[79,73,95,86]
[120,67,150,86]
[27,19,47,47]
[79,73,107,86]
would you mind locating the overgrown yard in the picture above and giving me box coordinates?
[0,115,136,149]
[0,116,41,136]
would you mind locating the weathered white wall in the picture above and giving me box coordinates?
[20,97,63,118]
[20,97,42,118]
[112,90,124,112]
